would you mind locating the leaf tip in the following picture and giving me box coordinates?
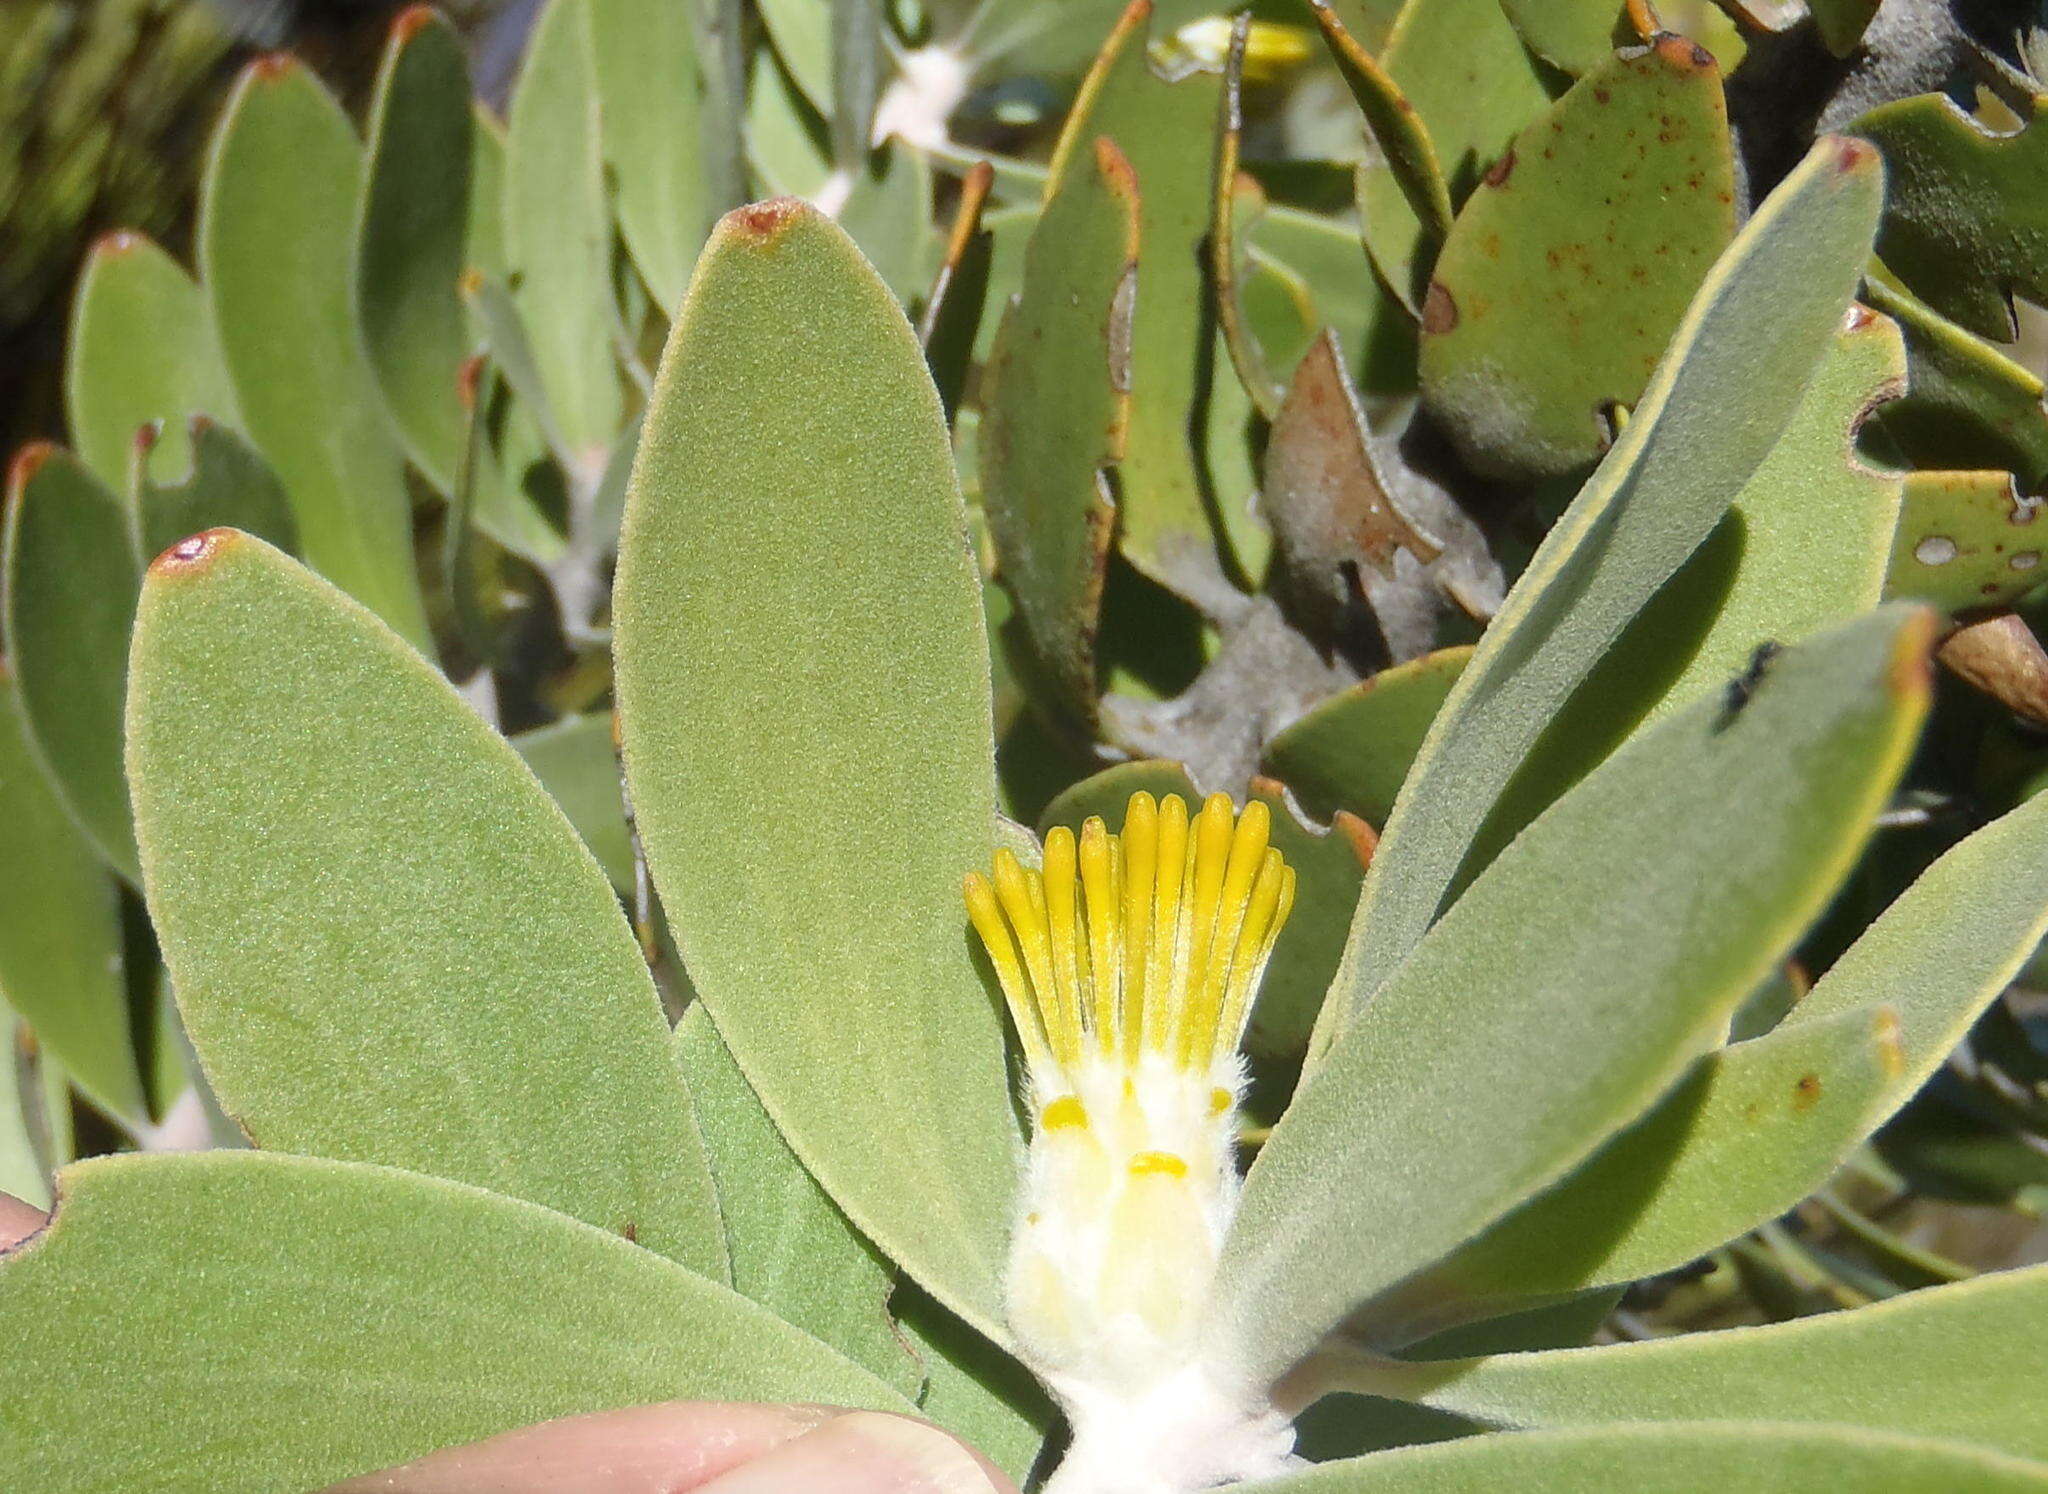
[721,197,811,248]
[149,526,242,580]
[249,52,299,83]
[7,440,56,499]
[90,227,145,260]
[1824,133,1880,178]
[392,3,440,43]
[1888,605,1940,703]
[1651,33,1717,74]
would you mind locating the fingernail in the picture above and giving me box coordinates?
[694,1411,1006,1494]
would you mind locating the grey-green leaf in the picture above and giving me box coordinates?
[0,1151,906,1493]
[614,200,1017,1341]
[1207,606,1932,1390]
[127,530,725,1278]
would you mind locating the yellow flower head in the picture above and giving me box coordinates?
[964,791,1297,1398]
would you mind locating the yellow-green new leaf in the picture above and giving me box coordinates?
[614,201,1017,1341]
[200,57,430,647]
[0,1152,905,1493]
[1208,606,1931,1391]
[127,531,724,1278]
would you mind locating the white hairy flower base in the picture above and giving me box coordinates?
[964,791,1305,1492]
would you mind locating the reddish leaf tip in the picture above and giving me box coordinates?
[133,420,162,455]
[8,441,56,497]
[92,228,144,258]
[250,52,298,82]
[1828,134,1878,175]
[392,3,439,43]
[150,527,240,578]
[724,197,808,245]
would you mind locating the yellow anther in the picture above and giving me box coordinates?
[1128,1150,1189,1178]
[1043,826,1087,1062]
[1078,817,1121,1053]
[1147,795,1190,1054]
[1174,796,1237,1064]
[964,871,1053,1076]
[1040,1095,1091,1131]
[1119,792,1158,1064]
[1209,1087,1233,1116]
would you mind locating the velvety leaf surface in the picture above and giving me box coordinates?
[127,531,725,1278]
[1313,2,1452,260]
[898,1288,1055,1483]
[671,1006,918,1397]
[1887,468,2044,611]
[134,418,298,562]
[1855,90,2048,341]
[2,446,140,877]
[511,713,631,892]
[841,142,937,305]
[1248,1423,2048,1492]
[1359,1265,2048,1463]
[0,1152,905,1493]
[1315,137,1883,1052]
[1418,38,1736,479]
[978,138,1136,725]
[614,201,1017,1341]
[64,231,236,492]
[590,0,706,311]
[200,58,429,647]
[504,0,621,467]
[1207,607,1932,1390]
[356,6,474,495]
[1260,648,1469,827]
[0,675,141,1121]
[1055,0,1236,606]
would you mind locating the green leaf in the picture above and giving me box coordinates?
[840,142,938,305]
[614,201,1016,1341]
[2,446,139,877]
[1260,648,1470,827]
[1207,606,1932,1389]
[1887,468,2044,611]
[1863,276,2048,491]
[0,674,141,1122]
[672,1005,918,1395]
[1418,38,1736,479]
[1854,90,2048,341]
[134,418,298,563]
[128,531,724,1278]
[1248,205,1417,397]
[1358,0,1553,312]
[1052,4,1236,605]
[356,6,474,496]
[504,0,623,468]
[590,0,707,311]
[0,1017,47,1208]
[199,57,430,648]
[0,1151,907,1493]
[64,231,236,493]
[1250,1423,2048,1492]
[511,713,631,892]
[1312,2,1452,252]
[1350,1265,2048,1464]
[898,1287,1055,1484]
[1314,137,1884,1054]
[979,138,1136,725]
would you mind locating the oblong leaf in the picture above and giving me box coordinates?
[1207,606,1932,1390]
[64,231,236,492]
[1250,1422,2048,1492]
[1315,136,1884,1056]
[590,0,707,311]
[1343,1264,2048,1464]
[199,57,430,646]
[2,446,140,877]
[614,200,1016,1339]
[0,674,141,1121]
[0,1151,905,1493]
[127,530,724,1278]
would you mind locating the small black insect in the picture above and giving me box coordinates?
[1719,640,1784,728]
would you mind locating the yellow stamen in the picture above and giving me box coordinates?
[1128,1150,1189,1178]
[964,791,1300,1118]
[1040,1095,1090,1131]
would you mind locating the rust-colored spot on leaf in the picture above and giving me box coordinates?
[150,526,239,578]
[1874,1009,1905,1079]
[620,1220,638,1243]
[133,421,161,457]
[250,53,297,82]
[457,353,486,411]
[1792,1072,1822,1110]
[7,441,55,499]
[1483,148,1516,189]
[1421,281,1458,335]
[392,3,438,42]
[726,196,806,244]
